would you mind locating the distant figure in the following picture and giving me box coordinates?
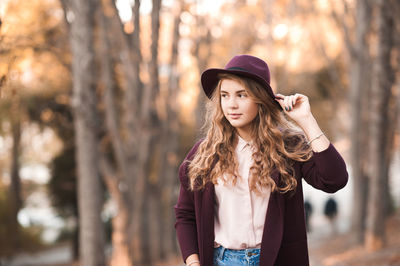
[324,197,338,234]
[304,200,313,232]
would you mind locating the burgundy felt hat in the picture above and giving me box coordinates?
[201,55,281,109]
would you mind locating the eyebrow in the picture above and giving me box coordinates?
[220,90,247,94]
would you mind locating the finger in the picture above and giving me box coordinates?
[292,94,301,107]
[274,93,285,101]
[284,95,291,111]
[288,95,295,110]
[274,94,287,110]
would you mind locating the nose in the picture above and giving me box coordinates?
[228,96,239,109]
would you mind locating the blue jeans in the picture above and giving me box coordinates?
[213,246,260,266]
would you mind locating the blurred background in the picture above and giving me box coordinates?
[0,0,399,265]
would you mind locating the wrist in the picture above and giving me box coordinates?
[187,261,200,266]
[186,254,200,266]
[297,115,319,134]
[297,113,316,127]
[307,132,325,145]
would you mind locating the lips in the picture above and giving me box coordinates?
[229,114,242,119]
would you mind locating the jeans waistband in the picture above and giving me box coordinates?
[215,245,261,260]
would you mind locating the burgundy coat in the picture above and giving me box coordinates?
[175,140,348,266]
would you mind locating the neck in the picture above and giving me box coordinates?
[236,128,252,142]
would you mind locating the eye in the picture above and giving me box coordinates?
[238,93,247,98]
[220,93,227,98]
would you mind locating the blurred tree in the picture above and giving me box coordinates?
[0,109,23,255]
[0,0,66,255]
[365,0,396,251]
[331,0,373,243]
[0,179,44,256]
[95,0,176,264]
[49,146,79,258]
[330,0,400,248]
[392,0,400,222]
[8,80,23,252]
[62,0,106,265]
[97,0,145,263]
[0,37,23,252]
[154,0,183,258]
[25,93,80,260]
[349,0,373,245]
[192,11,212,135]
[138,0,162,264]
[97,2,132,265]
[137,1,163,264]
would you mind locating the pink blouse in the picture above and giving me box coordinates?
[214,136,271,249]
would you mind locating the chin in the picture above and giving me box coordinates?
[229,121,245,128]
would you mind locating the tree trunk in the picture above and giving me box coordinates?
[135,1,162,264]
[349,0,372,243]
[98,3,132,265]
[387,0,400,219]
[155,0,183,258]
[72,208,80,260]
[98,0,149,263]
[193,14,212,135]
[93,0,166,264]
[365,0,395,251]
[100,157,132,266]
[69,0,105,264]
[9,97,22,250]
[111,207,131,266]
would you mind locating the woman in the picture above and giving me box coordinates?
[174,55,348,266]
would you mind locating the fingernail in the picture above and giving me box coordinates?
[285,107,288,111]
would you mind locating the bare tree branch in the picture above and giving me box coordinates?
[329,0,356,58]
[58,0,71,29]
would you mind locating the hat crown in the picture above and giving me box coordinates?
[200,54,281,110]
[224,55,271,85]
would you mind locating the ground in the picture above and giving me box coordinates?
[3,215,400,265]
[160,214,400,266]
[308,214,400,266]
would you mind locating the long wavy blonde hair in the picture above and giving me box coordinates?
[188,73,313,194]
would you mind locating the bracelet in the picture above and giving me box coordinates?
[187,261,200,266]
[307,132,325,145]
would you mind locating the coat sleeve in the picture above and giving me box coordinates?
[174,140,202,262]
[301,143,348,193]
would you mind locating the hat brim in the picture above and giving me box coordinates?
[201,68,282,110]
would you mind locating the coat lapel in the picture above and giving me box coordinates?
[201,182,215,266]
[259,168,285,265]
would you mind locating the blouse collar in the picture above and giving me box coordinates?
[237,134,253,152]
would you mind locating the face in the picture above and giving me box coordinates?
[220,78,259,139]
